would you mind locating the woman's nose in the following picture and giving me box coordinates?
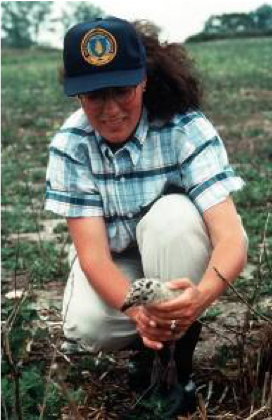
[102,97,122,114]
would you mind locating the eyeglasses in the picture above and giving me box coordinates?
[79,86,137,108]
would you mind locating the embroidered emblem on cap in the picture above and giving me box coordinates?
[81,28,117,66]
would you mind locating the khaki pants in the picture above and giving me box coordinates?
[62,195,230,352]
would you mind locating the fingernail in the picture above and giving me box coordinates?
[157,343,163,350]
[150,320,156,328]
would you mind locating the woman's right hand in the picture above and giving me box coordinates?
[125,306,177,350]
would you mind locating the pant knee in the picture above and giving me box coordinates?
[62,259,137,351]
[136,194,212,283]
[65,311,136,351]
[63,304,109,348]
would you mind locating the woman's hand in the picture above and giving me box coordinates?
[125,305,181,350]
[145,278,206,332]
[124,278,206,350]
[125,299,189,350]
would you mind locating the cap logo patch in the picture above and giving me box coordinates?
[81,28,117,66]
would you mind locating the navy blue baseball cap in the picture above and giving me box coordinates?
[63,16,146,96]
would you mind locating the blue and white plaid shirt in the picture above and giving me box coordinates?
[45,107,245,252]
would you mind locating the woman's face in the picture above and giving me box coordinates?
[79,80,146,144]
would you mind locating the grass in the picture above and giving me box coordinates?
[1,37,272,419]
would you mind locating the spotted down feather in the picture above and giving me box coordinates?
[121,278,182,311]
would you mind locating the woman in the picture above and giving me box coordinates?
[46,16,248,416]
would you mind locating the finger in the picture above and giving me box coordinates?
[141,328,184,345]
[149,319,157,328]
[142,336,163,351]
[147,312,196,333]
[146,307,184,319]
[148,297,188,313]
[140,308,192,333]
[144,305,178,321]
[142,310,180,331]
[137,310,155,328]
[137,324,173,341]
[142,311,171,329]
[165,277,192,290]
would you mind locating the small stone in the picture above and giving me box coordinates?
[5,289,24,300]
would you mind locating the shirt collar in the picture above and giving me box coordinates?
[95,107,149,166]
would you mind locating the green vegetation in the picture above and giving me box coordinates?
[1,1,105,48]
[1,37,272,419]
[186,4,272,42]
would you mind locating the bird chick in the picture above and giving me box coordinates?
[121,278,182,389]
[121,278,181,311]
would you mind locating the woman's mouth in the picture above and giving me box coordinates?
[103,117,126,128]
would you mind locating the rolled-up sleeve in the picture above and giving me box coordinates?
[178,114,245,213]
[45,137,103,218]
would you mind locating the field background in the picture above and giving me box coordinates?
[2,37,272,419]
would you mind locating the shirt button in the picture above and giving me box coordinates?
[127,212,133,218]
[120,176,125,182]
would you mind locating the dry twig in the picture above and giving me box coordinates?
[213,267,272,326]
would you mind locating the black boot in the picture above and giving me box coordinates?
[127,337,155,392]
[175,320,202,380]
[127,338,175,392]
[127,322,202,416]
[159,321,202,418]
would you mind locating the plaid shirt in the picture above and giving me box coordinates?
[45,108,245,252]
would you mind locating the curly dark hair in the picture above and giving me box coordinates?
[133,20,204,122]
[59,19,203,123]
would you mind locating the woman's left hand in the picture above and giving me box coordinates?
[145,277,206,333]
